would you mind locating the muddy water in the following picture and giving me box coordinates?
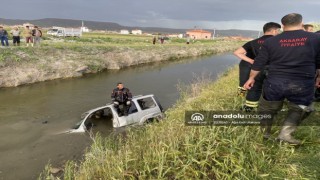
[0,54,237,179]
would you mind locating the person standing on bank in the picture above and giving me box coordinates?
[315,31,320,101]
[244,13,320,145]
[11,27,21,46]
[32,26,42,46]
[303,24,314,32]
[152,36,156,45]
[234,22,281,111]
[186,35,190,44]
[0,26,9,46]
[24,26,33,47]
[233,22,281,99]
[111,83,133,116]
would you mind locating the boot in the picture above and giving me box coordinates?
[314,88,320,102]
[237,86,247,97]
[277,102,314,145]
[241,100,259,112]
[258,97,283,140]
[240,105,254,112]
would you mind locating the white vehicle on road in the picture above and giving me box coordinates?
[47,28,59,36]
[47,27,82,37]
[56,28,82,37]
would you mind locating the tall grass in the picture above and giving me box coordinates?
[1,32,244,88]
[41,66,320,179]
[1,32,243,66]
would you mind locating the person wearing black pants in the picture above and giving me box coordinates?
[111,82,132,116]
[0,26,9,46]
[238,60,252,96]
[234,22,281,110]
[245,13,320,144]
[11,27,21,46]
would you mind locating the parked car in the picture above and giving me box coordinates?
[69,94,164,133]
[47,28,82,37]
[46,28,59,36]
[56,28,82,37]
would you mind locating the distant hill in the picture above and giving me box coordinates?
[0,18,259,38]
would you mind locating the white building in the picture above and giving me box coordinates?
[81,21,90,32]
[168,34,184,38]
[132,29,142,35]
[120,29,130,34]
[81,26,90,32]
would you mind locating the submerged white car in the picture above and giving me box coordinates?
[70,94,164,133]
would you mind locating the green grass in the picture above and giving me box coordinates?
[1,31,245,53]
[0,31,244,88]
[40,66,320,179]
[0,48,21,62]
[0,32,244,68]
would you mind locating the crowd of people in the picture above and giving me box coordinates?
[0,25,42,47]
[234,13,320,145]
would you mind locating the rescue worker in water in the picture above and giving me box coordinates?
[111,82,132,116]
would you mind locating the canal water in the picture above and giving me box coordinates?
[0,54,238,180]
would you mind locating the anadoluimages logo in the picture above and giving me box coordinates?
[191,113,204,121]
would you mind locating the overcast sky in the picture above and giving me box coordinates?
[1,0,320,30]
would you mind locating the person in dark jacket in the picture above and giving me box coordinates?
[0,26,9,46]
[244,13,320,144]
[152,36,156,45]
[234,22,281,111]
[314,30,320,101]
[111,82,132,116]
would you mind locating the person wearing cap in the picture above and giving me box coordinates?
[0,26,9,46]
[244,13,320,145]
[111,83,132,116]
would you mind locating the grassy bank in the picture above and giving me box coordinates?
[0,33,243,88]
[42,66,320,179]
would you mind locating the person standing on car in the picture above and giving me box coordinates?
[32,26,42,46]
[111,82,132,116]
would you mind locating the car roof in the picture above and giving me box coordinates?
[86,94,156,114]
[133,94,154,99]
